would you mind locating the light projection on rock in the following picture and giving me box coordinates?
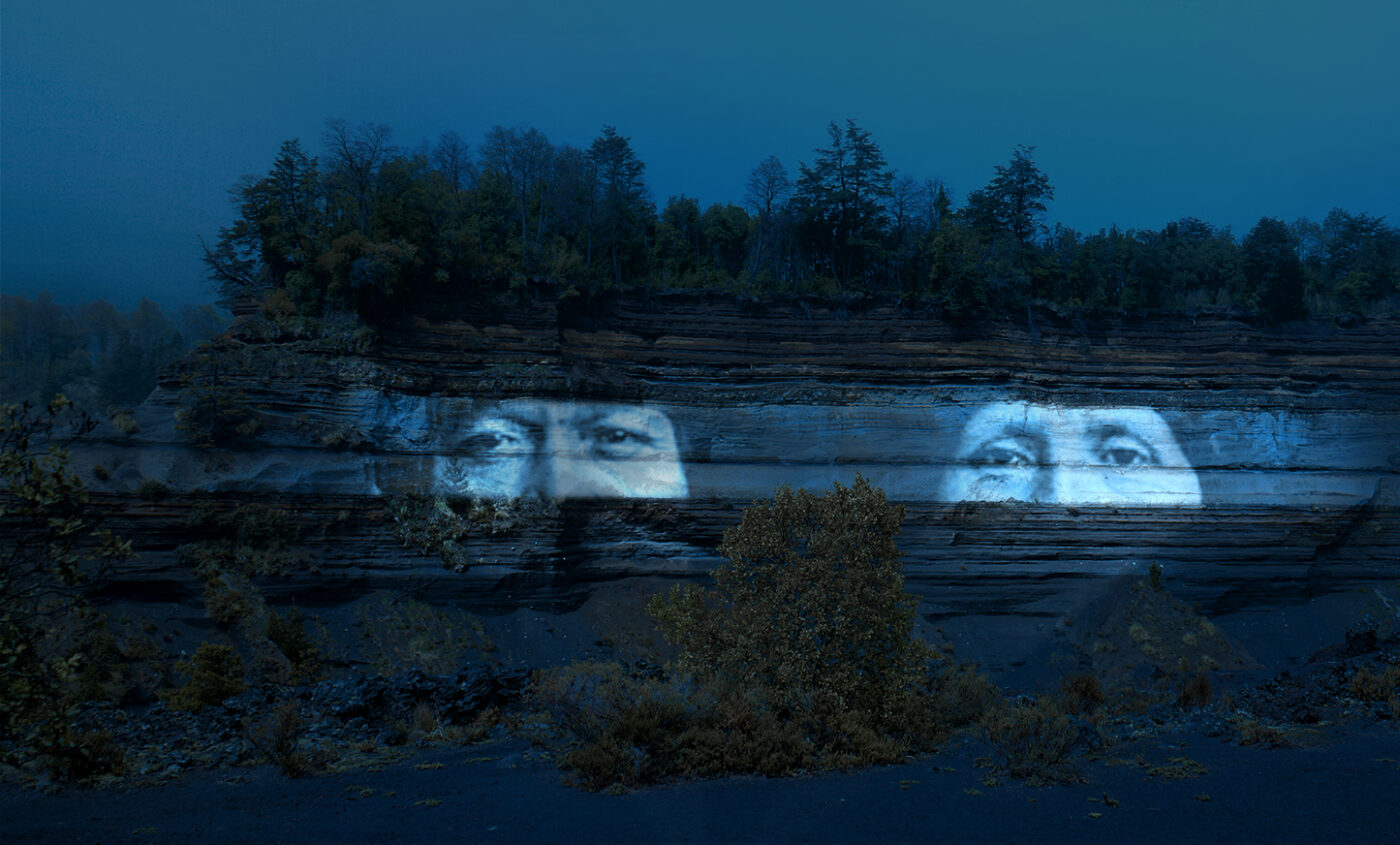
[941,402,1203,506]
[429,400,687,499]
[345,394,1383,508]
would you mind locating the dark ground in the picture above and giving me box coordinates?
[4,720,1398,845]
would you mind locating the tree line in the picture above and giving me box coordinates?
[0,294,226,411]
[205,118,1400,325]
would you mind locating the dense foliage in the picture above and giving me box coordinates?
[528,478,978,790]
[204,118,1400,325]
[649,475,930,722]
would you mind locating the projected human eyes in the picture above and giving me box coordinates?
[968,437,1039,468]
[577,409,666,459]
[432,401,687,500]
[944,403,1202,506]
[461,418,534,457]
[1093,431,1159,468]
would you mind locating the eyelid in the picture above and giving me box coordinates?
[1096,434,1159,466]
[967,436,1039,467]
[585,423,657,457]
[459,417,533,455]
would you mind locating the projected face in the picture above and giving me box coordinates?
[432,400,687,500]
[943,403,1202,506]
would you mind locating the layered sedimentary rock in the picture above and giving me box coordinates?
[68,291,1400,671]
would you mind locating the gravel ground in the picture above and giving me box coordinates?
[4,720,1398,845]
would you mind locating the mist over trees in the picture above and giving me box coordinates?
[0,295,226,410]
[200,118,1399,326]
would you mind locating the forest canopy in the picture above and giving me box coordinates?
[202,119,1400,324]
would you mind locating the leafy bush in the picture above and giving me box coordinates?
[355,594,495,675]
[649,476,932,726]
[164,643,246,712]
[111,411,139,435]
[528,662,693,790]
[1349,664,1400,718]
[534,478,1013,791]
[179,502,302,578]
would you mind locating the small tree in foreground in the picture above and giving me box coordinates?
[649,475,932,729]
[1,398,132,778]
[534,477,999,789]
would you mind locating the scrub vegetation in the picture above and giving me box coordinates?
[2,400,1397,791]
[0,399,134,780]
[531,478,995,789]
[389,494,557,572]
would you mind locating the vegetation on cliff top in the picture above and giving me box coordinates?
[204,118,1398,328]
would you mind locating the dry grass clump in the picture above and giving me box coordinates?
[1230,715,1294,748]
[1348,664,1400,718]
[1060,672,1108,714]
[1177,673,1214,709]
[982,695,1090,786]
[245,700,319,778]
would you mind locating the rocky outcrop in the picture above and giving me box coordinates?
[62,292,1400,672]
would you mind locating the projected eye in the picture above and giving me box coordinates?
[968,438,1036,468]
[459,419,532,457]
[1096,435,1157,467]
[585,424,656,458]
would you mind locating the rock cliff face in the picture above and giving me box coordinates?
[69,292,1400,674]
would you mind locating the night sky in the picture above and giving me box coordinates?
[3,0,1398,309]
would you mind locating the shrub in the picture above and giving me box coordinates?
[175,354,261,448]
[1177,673,1214,709]
[649,476,932,727]
[266,608,321,680]
[111,411,139,435]
[178,502,304,579]
[245,700,316,778]
[539,479,1012,791]
[529,662,693,790]
[1349,664,1400,718]
[983,696,1088,785]
[164,643,246,712]
[1061,672,1108,714]
[390,494,557,572]
[36,728,126,783]
[137,479,169,502]
[356,594,495,675]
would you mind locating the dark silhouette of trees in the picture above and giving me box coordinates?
[793,120,894,291]
[190,117,1397,325]
[323,120,394,239]
[1242,217,1306,322]
[587,126,651,284]
[964,145,1054,248]
[744,155,791,287]
[481,126,554,268]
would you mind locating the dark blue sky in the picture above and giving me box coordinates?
[4,0,1398,308]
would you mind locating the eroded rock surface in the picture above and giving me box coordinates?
[54,292,1400,673]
